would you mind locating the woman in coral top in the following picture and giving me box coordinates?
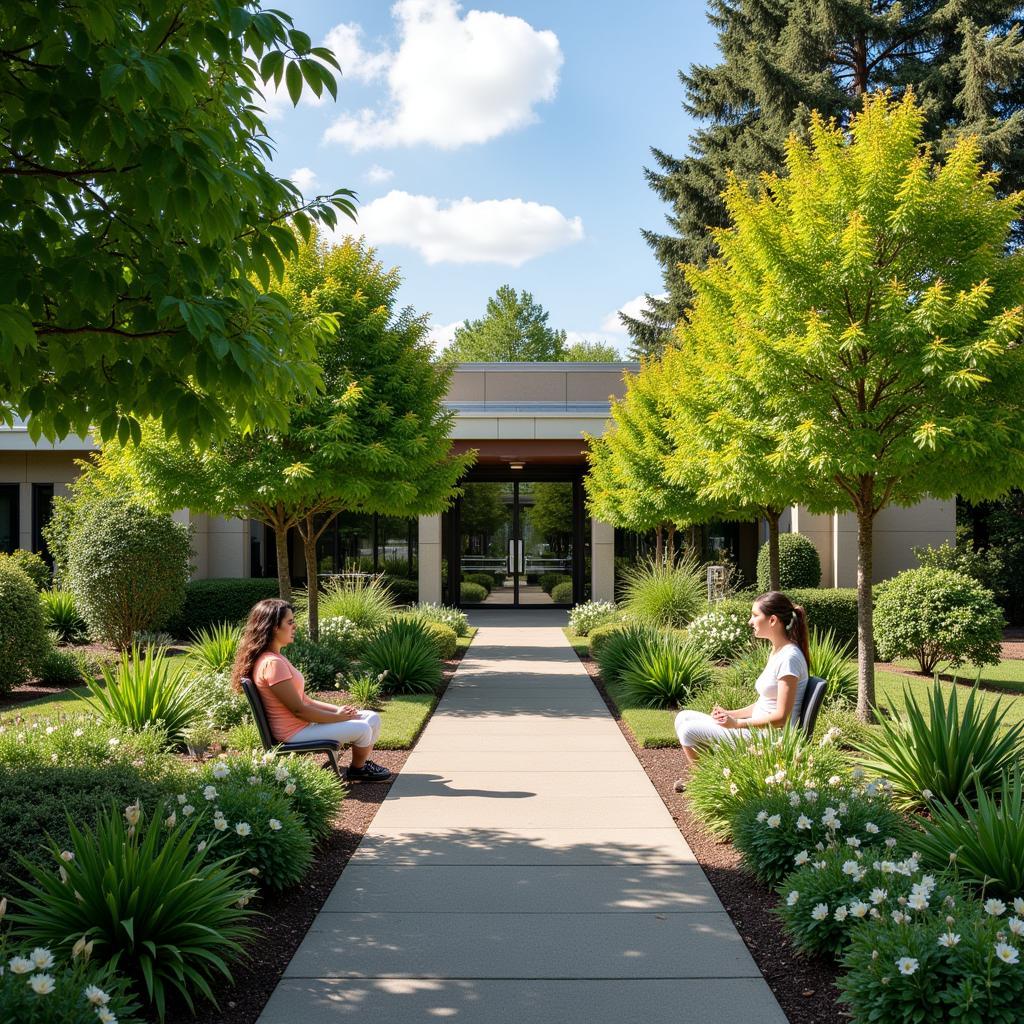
[232,598,391,782]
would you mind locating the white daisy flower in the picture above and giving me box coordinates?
[811,903,829,921]
[896,956,918,975]
[995,942,1019,965]
[28,973,55,995]
[985,898,1007,917]
[937,932,960,947]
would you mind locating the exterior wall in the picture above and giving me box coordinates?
[591,518,615,602]
[0,450,90,552]
[418,514,443,605]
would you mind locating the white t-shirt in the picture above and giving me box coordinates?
[752,644,809,726]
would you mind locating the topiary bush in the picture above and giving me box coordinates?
[539,572,571,595]
[463,572,494,594]
[787,588,859,649]
[0,548,50,589]
[874,567,1005,673]
[550,580,574,604]
[757,533,822,591]
[0,560,50,693]
[166,578,281,638]
[460,581,487,604]
[66,497,192,649]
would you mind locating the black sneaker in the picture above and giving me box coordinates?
[347,759,392,782]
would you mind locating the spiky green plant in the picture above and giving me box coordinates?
[618,633,712,708]
[594,622,663,685]
[361,619,442,694]
[185,621,242,674]
[346,673,385,710]
[807,627,857,705]
[39,587,88,643]
[618,552,706,629]
[305,575,397,632]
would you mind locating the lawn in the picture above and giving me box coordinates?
[889,656,1024,693]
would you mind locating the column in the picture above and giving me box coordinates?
[591,517,615,603]
[418,513,443,605]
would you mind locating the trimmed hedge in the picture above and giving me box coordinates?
[787,587,859,648]
[551,580,574,604]
[460,581,488,604]
[756,533,822,591]
[539,572,571,595]
[463,572,494,594]
[0,561,50,692]
[166,578,281,638]
[382,575,418,605]
[0,548,50,589]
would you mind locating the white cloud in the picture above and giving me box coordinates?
[428,320,464,353]
[323,0,563,150]
[290,167,318,195]
[354,190,583,266]
[366,164,395,183]
[323,23,392,83]
[600,292,668,334]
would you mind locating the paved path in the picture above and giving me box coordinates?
[258,610,787,1024]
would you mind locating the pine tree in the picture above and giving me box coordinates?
[627,0,1024,358]
[444,285,566,362]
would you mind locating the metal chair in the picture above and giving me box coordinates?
[797,675,828,739]
[240,678,344,777]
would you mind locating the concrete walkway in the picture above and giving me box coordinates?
[258,610,787,1024]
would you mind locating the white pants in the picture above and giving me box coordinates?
[291,710,381,749]
[674,710,751,750]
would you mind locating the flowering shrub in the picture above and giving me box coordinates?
[685,609,751,662]
[837,892,1024,1023]
[731,777,904,885]
[568,601,620,637]
[189,670,248,730]
[407,603,470,638]
[287,616,368,690]
[685,725,849,839]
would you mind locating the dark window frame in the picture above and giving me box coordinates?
[0,483,20,555]
[31,482,54,563]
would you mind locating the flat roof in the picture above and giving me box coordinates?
[452,361,639,372]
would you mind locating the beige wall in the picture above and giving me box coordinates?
[0,451,86,552]
[447,363,636,405]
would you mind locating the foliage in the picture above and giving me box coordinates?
[851,681,1024,810]
[720,639,772,689]
[683,677,755,717]
[0,560,50,693]
[619,553,706,629]
[837,892,1024,1024]
[0,0,355,444]
[462,572,494,594]
[40,496,75,584]
[460,581,488,604]
[415,621,458,660]
[443,285,567,362]
[132,630,175,649]
[539,572,569,595]
[288,615,368,690]
[0,939,141,1024]
[528,483,574,555]
[185,622,242,675]
[685,608,751,661]
[166,579,280,638]
[914,540,1008,610]
[587,620,631,660]
[346,674,385,711]
[243,753,345,841]
[361,619,442,694]
[812,700,873,749]
[685,725,849,839]
[958,488,1024,625]
[315,576,396,631]
[731,779,903,886]
[786,588,860,649]
[562,338,620,361]
[69,648,120,682]
[85,646,204,743]
[66,496,191,649]
[874,567,1005,673]
[0,549,50,590]
[225,722,261,753]
[36,647,85,687]
[618,633,711,709]
[914,767,1024,901]
[593,622,663,685]
[568,601,620,637]
[407,603,470,637]
[551,580,574,604]
[382,575,418,605]
[807,627,857,704]
[9,806,255,1020]
[190,669,249,730]
[756,533,821,591]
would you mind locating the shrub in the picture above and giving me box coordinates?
[166,578,280,638]
[587,620,630,660]
[189,669,249,730]
[132,630,175,649]
[756,533,821,591]
[69,648,120,682]
[40,494,75,583]
[85,646,204,743]
[185,621,242,674]
[346,673,385,710]
[593,622,662,685]
[786,588,859,648]
[37,647,85,686]
[408,603,470,637]
[10,805,255,1020]
[0,942,140,1024]
[913,767,1024,901]
[851,681,1024,810]
[914,539,1007,608]
[382,575,418,604]
[683,677,755,717]
[539,571,571,595]
[287,616,368,690]
[837,893,1024,1023]
[417,620,458,660]
[550,580,574,604]
[314,576,396,631]
[460,581,487,604]
[66,497,191,649]
[361,619,443,694]
[731,779,904,886]
[686,608,752,662]
[618,633,712,709]
[874,567,1005,673]
[225,721,261,753]
[685,725,849,839]
[0,548,51,589]
[777,845,957,959]
[0,560,50,693]
[619,553,705,629]
[463,572,494,594]
[568,600,619,637]
[39,587,88,644]
[812,699,873,748]
[721,639,772,689]
[807,627,857,704]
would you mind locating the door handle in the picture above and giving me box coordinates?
[517,539,524,574]
[508,539,515,574]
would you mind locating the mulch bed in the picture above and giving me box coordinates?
[577,651,848,1024]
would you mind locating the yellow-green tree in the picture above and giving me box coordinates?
[678,91,1024,720]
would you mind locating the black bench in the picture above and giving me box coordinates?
[797,675,828,739]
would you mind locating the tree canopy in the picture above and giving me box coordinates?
[562,339,621,362]
[0,0,356,443]
[444,285,567,362]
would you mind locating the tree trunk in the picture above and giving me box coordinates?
[301,514,320,642]
[667,522,676,564]
[855,507,877,724]
[274,522,291,601]
[655,525,663,564]
[765,509,781,591]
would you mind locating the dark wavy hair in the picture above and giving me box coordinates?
[231,598,294,693]
[754,591,810,668]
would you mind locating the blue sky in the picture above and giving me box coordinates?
[263,1,719,354]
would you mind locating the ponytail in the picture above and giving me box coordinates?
[754,591,810,668]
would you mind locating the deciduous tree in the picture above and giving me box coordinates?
[444,286,566,362]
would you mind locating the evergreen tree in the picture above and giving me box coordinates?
[628,0,1024,358]
[444,285,566,362]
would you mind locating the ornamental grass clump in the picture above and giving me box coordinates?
[9,804,255,1021]
[837,891,1024,1023]
[313,576,396,631]
[731,776,904,886]
[619,553,706,629]
[568,600,620,637]
[851,681,1024,810]
[185,622,242,674]
[39,587,88,644]
[776,845,959,958]
[361,619,442,694]
[806,627,857,705]
[685,725,849,839]
[685,608,751,662]
[593,622,662,686]
[618,632,712,709]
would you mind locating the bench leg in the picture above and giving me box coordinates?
[325,749,343,778]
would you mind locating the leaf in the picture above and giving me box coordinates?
[285,61,303,105]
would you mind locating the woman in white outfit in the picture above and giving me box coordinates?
[673,591,809,788]
[231,598,391,783]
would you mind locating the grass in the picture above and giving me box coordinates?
[888,657,1024,693]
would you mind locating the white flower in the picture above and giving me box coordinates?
[268,818,282,831]
[8,957,32,975]
[787,890,800,906]
[729,783,739,795]
[235,822,251,837]
[803,789,818,802]
[182,804,194,817]
[123,802,141,826]
[30,948,54,970]
[766,814,781,829]
[28,973,55,995]
[1014,897,1024,916]
[107,737,119,747]
[197,840,207,852]
[248,867,260,876]
[921,789,933,800]
[938,932,960,947]
[213,808,225,819]
[846,837,861,848]
[275,765,290,782]
[722,767,731,779]
[834,905,849,922]
[203,785,217,801]
[870,888,888,905]
[213,818,227,831]
[85,985,111,1005]
[849,901,869,918]
[177,793,187,805]
[811,903,829,921]
[907,892,929,911]
[165,812,177,829]
[842,860,860,877]
[97,1008,118,1024]
[284,782,296,796]
[1008,917,1024,937]
[796,815,812,831]
[896,956,919,975]
[60,850,74,863]
[995,942,1020,965]
[788,793,800,807]
[248,775,259,786]
[73,728,84,737]
[828,775,841,786]
[756,810,768,823]
[212,762,230,780]
[985,898,1007,917]
[884,837,897,848]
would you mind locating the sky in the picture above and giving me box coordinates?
[262,0,720,355]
